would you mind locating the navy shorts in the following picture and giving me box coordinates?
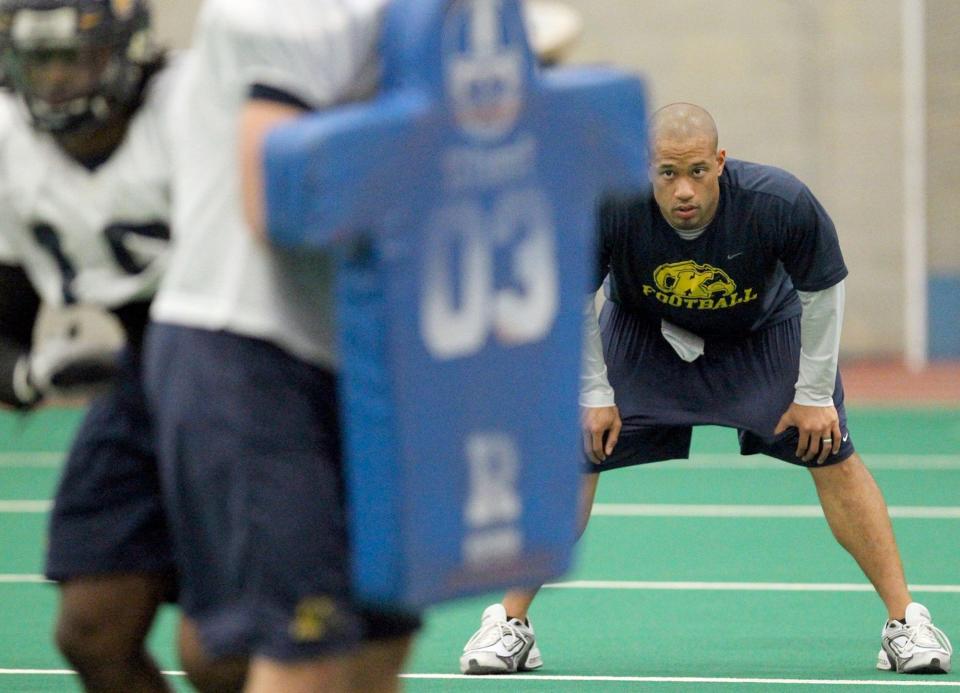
[589,302,856,473]
[144,323,420,661]
[45,346,174,582]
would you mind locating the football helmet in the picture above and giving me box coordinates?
[0,0,152,132]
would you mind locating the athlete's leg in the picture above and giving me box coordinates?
[147,326,420,690]
[349,635,417,692]
[502,471,599,620]
[55,574,171,693]
[177,617,247,693]
[244,655,353,693]
[460,471,600,675]
[47,347,176,693]
[733,324,910,617]
[808,452,911,618]
[809,451,951,674]
[245,634,414,693]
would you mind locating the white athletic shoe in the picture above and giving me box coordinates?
[877,602,952,674]
[459,603,543,675]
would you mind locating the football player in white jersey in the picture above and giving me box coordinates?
[0,2,246,691]
[145,0,423,691]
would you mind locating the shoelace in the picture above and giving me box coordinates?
[464,619,529,651]
[899,621,953,653]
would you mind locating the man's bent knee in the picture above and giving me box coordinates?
[54,603,168,692]
[180,654,247,693]
[55,608,134,671]
[809,450,863,478]
[178,617,247,692]
[55,574,167,670]
[350,635,416,692]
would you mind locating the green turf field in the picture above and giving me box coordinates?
[1,407,958,691]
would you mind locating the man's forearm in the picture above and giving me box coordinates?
[795,280,845,406]
[579,293,615,407]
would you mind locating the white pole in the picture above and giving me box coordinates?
[902,0,927,371]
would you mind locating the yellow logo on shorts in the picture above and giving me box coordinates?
[289,596,338,642]
[644,260,758,310]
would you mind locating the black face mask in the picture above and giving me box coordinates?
[4,42,141,133]
[0,0,151,134]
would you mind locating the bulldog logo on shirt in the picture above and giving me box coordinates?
[645,260,758,310]
[654,260,736,298]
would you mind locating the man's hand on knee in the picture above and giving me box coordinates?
[581,405,621,464]
[775,402,842,464]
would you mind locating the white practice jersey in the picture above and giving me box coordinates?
[0,63,178,309]
[151,0,386,367]
[0,96,19,265]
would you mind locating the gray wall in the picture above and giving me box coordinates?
[928,0,960,275]
[561,0,959,357]
[150,0,960,358]
[153,0,200,48]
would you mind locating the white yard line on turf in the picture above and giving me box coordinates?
[400,674,960,686]
[0,668,187,677]
[4,576,959,593]
[660,454,960,470]
[0,670,957,686]
[2,501,959,519]
[0,575,49,583]
[0,453,62,468]
[591,503,960,519]
[545,580,960,593]
[3,452,960,470]
[0,501,51,512]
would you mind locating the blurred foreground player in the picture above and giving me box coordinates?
[0,1,172,687]
[145,1,422,691]
[0,1,247,690]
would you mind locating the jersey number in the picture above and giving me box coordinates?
[32,222,170,304]
[421,188,558,359]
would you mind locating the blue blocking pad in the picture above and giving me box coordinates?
[265,0,648,609]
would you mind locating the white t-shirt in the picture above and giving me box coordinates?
[151,0,387,367]
[0,97,19,265]
[0,63,177,308]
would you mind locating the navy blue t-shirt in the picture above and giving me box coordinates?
[595,159,848,338]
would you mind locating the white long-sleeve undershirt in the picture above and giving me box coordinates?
[794,280,845,407]
[579,294,615,407]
